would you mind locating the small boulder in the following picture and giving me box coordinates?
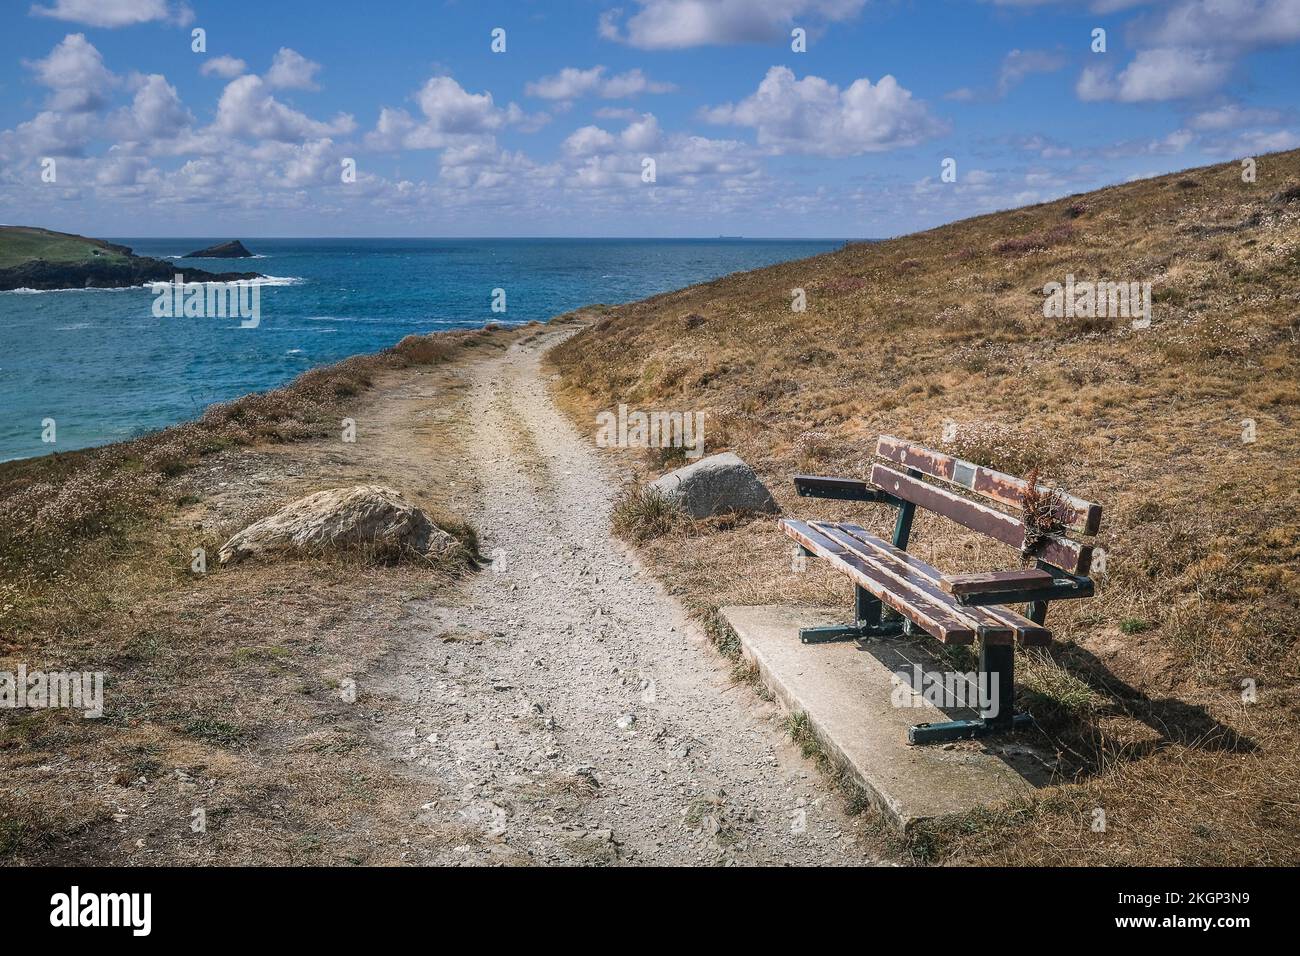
[647,452,778,519]
[218,485,459,565]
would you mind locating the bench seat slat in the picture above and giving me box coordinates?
[781,520,978,644]
[876,435,1102,535]
[827,523,1051,645]
[812,523,1015,644]
[869,463,1094,575]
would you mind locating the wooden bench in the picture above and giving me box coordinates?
[780,435,1101,745]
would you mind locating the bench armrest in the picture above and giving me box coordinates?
[943,569,1095,606]
[941,569,1054,595]
[793,474,895,503]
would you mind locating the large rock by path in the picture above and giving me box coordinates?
[647,452,779,518]
[218,485,460,565]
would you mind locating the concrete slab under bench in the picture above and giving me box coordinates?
[721,604,1055,830]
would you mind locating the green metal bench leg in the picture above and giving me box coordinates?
[908,636,1032,744]
[857,584,881,627]
[980,641,1016,730]
[908,713,1032,744]
[799,585,905,644]
[1026,563,1051,626]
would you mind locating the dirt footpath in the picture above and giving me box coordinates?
[359,324,876,865]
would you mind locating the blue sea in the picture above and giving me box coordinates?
[0,238,841,462]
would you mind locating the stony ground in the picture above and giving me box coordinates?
[366,325,875,865]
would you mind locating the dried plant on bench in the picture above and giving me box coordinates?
[1019,466,1072,561]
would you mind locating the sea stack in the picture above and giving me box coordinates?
[185,240,255,258]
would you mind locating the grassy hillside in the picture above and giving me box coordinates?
[551,149,1300,864]
[0,225,132,269]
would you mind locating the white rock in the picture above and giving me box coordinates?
[217,485,459,565]
[647,452,779,519]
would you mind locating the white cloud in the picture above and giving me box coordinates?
[279,138,339,186]
[944,48,1064,102]
[9,2,1293,234]
[1014,133,1074,158]
[620,113,663,151]
[1070,2,1300,105]
[567,133,759,193]
[551,111,760,199]
[1087,0,1153,11]
[214,75,354,142]
[112,73,192,142]
[1146,0,1300,51]
[601,0,867,49]
[1075,64,1116,102]
[526,66,675,101]
[603,68,676,98]
[29,0,192,28]
[1188,104,1287,130]
[365,74,539,151]
[201,56,247,79]
[1210,127,1300,154]
[563,114,664,156]
[363,107,421,150]
[702,66,946,156]
[416,76,517,133]
[563,125,619,156]
[436,144,560,194]
[998,49,1064,95]
[1076,48,1230,102]
[598,9,623,41]
[94,149,156,187]
[173,157,226,189]
[1098,127,1196,157]
[264,48,322,91]
[1,109,98,157]
[528,66,605,100]
[25,33,117,113]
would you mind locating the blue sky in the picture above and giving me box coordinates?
[2,0,1298,237]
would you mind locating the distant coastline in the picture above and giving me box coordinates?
[0,226,262,292]
[0,235,841,463]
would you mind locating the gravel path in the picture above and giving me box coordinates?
[375,327,876,865]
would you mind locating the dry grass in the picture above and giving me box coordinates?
[0,324,518,864]
[610,485,684,543]
[550,149,1300,865]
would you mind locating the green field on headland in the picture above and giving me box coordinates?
[0,225,133,270]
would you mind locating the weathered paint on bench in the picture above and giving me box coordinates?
[876,435,1103,535]
[782,436,1102,745]
[869,463,1094,575]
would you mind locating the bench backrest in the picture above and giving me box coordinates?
[871,436,1101,575]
